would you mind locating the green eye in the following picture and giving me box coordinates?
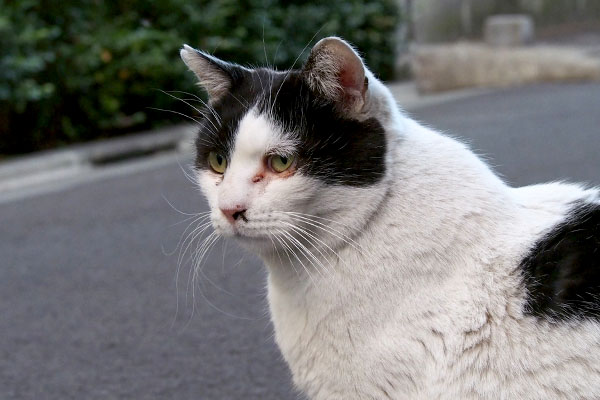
[208,151,227,173]
[269,154,295,173]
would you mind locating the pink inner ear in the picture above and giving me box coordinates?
[339,65,363,93]
[337,53,366,102]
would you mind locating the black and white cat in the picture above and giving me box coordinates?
[180,37,600,399]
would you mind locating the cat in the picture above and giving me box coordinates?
[179,37,600,399]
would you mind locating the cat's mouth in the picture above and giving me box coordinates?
[226,225,278,254]
[216,217,270,241]
[214,210,311,248]
[233,211,248,223]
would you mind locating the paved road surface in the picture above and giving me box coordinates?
[1,83,599,399]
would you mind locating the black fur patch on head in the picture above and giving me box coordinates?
[194,68,386,187]
[520,202,600,321]
[194,68,263,169]
[258,72,386,186]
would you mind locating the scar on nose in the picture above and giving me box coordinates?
[252,174,264,183]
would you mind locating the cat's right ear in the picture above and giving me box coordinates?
[301,37,368,114]
[180,44,242,102]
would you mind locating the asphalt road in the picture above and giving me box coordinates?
[1,83,599,400]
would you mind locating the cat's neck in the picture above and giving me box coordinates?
[263,120,538,398]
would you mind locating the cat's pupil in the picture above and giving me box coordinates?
[216,154,223,165]
[280,156,287,164]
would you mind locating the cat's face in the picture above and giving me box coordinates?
[180,37,395,259]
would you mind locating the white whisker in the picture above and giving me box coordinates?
[271,232,300,277]
[286,226,334,278]
[158,89,220,132]
[281,221,339,273]
[275,229,317,284]
[285,213,364,252]
[165,89,222,126]
[147,106,202,126]
[270,28,324,116]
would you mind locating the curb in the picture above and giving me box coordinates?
[0,124,196,175]
[386,81,493,111]
[83,124,195,165]
[0,124,196,193]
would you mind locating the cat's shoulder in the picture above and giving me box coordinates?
[519,184,600,321]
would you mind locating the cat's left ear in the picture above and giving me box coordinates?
[302,37,368,114]
[180,44,243,102]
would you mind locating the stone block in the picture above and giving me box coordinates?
[484,14,534,47]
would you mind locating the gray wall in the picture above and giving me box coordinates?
[401,0,600,43]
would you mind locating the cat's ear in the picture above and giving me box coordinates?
[302,37,368,113]
[180,44,242,102]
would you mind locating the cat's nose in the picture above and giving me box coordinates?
[220,206,248,223]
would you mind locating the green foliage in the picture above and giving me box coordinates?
[0,0,401,154]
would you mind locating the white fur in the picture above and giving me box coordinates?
[196,63,600,399]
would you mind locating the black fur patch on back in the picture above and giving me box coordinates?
[194,68,386,187]
[521,202,600,321]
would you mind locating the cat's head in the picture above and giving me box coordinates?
[180,37,400,261]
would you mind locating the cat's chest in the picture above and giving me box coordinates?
[266,274,453,398]
[264,257,514,398]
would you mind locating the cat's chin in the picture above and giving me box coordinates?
[215,228,272,250]
[230,233,277,255]
[232,233,268,242]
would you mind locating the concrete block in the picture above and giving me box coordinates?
[484,14,535,47]
[411,43,600,93]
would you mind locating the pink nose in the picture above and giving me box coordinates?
[220,205,247,223]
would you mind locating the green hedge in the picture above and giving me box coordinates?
[0,0,401,154]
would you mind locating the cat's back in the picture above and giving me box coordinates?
[435,183,600,400]
[513,182,600,321]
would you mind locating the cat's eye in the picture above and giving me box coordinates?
[268,154,295,173]
[208,151,227,173]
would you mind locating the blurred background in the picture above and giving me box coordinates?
[3,0,599,156]
[1,1,599,399]
[0,0,400,155]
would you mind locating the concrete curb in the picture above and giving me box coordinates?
[0,124,196,193]
[386,81,494,111]
[83,124,195,165]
